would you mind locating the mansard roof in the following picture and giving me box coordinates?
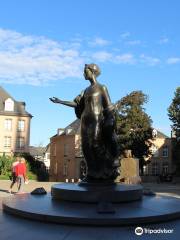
[0,86,32,117]
[64,119,81,135]
[156,130,169,139]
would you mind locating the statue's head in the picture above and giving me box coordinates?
[84,63,101,80]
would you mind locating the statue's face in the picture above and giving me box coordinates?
[84,67,92,80]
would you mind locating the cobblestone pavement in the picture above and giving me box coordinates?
[142,182,180,198]
[1,180,180,199]
[0,181,180,240]
[0,180,54,196]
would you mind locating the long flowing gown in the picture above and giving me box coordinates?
[74,83,119,180]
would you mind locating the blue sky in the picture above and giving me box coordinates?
[0,0,179,146]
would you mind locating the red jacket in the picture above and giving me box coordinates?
[15,163,26,177]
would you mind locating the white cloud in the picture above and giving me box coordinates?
[91,50,135,64]
[120,32,130,39]
[114,53,135,64]
[0,28,175,86]
[126,40,141,45]
[167,57,180,64]
[140,54,160,66]
[0,28,84,85]
[159,37,169,44]
[89,37,110,47]
[92,51,112,62]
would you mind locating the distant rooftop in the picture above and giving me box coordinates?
[53,120,170,139]
[63,119,81,135]
[29,146,46,157]
[153,128,169,138]
[0,86,32,117]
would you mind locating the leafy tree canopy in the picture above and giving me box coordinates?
[115,91,153,173]
[168,87,180,140]
[168,87,180,175]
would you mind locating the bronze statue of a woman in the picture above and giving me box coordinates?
[50,64,119,182]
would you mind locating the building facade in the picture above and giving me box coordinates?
[144,129,174,176]
[49,119,85,182]
[43,144,50,169]
[29,144,50,169]
[49,120,174,181]
[0,87,32,155]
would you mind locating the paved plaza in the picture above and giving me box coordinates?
[0,180,180,240]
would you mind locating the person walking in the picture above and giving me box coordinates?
[15,157,27,193]
[8,157,19,193]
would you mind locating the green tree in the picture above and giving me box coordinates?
[19,152,48,181]
[168,87,180,175]
[116,91,153,174]
[0,154,14,176]
[168,87,180,139]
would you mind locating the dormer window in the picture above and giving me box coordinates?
[57,128,64,135]
[4,98,14,111]
[66,128,72,135]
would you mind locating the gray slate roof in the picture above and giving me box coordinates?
[62,120,169,139]
[29,146,46,157]
[53,119,80,137]
[64,119,81,135]
[54,119,169,139]
[156,130,169,139]
[0,86,32,117]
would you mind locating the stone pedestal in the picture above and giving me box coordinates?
[119,157,141,184]
[51,183,143,203]
[3,189,180,225]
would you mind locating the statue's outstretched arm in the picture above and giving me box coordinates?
[49,97,77,108]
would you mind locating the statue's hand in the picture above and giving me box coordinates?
[49,97,62,104]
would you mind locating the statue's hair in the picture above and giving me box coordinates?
[85,63,101,77]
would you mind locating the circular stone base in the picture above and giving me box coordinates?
[51,183,143,203]
[3,193,180,226]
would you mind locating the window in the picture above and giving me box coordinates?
[17,137,25,149]
[54,162,58,175]
[63,163,68,176]
[4,119,12,131]
[143,165,148,175]
[4,136,11,148]
[18,120,25,131]
[53,143,56,156]
[151,164,159,176]
[57,128,64,135]
[4,98,14,111]
[162,146,168,157]
[151,145,159,157]
[64,144,69,156]
[65,128,72,135]
[162,164,169,174]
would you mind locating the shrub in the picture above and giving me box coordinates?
[0,154,14,175]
